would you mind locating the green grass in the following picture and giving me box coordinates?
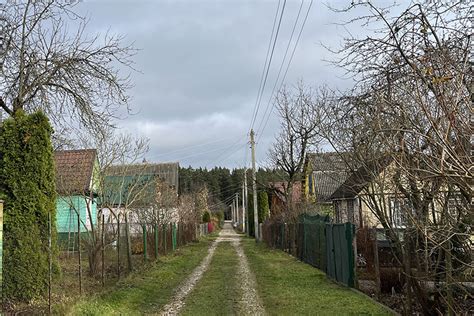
[242,238,393,315]
[68,239,212,315]
[181,242,240,316]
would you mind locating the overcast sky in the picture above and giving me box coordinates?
[75,0,396,169]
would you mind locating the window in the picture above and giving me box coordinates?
[347,199,355,223]
[334,200,341,222]
[446,194,468,219]
[389,198,412,227]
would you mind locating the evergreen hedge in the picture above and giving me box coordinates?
[247,191,270,237]
[258,191,270,223]
[0,110,58,302]
[202,211,211,223]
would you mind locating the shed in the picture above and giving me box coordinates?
[54,149,98,248]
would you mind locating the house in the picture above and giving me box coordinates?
[100,162,179,228]
[328,155,437,230]
[54,149,99,248]
[303,152,354,213]
[268,181,302,217]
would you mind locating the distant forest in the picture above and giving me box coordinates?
[178,166,281,210]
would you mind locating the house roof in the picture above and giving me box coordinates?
[313,170,349,202]
[54,149,97,195]
[331,156,392,199]
[306,152,352,202]
[102,162,179,207]
[269,181,302,204]
[106,162,179,188]
[306,152,351,172]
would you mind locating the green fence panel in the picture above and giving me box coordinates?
[325,223,355,287]
[326,224,336,280]
[345,222,355,287]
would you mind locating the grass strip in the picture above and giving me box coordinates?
[181,241,240,316]
[67,239,212,315]
[242,238,392,315]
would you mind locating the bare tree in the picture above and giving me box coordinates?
[323,1,472,314]
[61,127,150,276]
[268,82,326,219]
[0,0,135,130]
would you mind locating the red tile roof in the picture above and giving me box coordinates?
[54,149,96,195]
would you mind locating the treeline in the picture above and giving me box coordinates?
[178,166,281,209]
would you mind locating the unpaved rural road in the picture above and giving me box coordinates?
[160,222,265,315]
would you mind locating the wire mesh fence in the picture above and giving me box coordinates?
[57,219,211,301]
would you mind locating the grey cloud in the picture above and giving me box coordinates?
[74,0,372,168]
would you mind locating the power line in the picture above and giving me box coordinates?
[149,136,236,159]
[250,0,288,131]
[248,0,282,133]
[255,0,305,137]
[213,142,248,167]
[257,0,314,144]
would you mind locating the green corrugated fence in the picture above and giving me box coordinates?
[262,214,355,287]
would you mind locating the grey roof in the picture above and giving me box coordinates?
[306,152,352,171]
[106,162,179,189]
[306,152,352,203]
[313,170,349,202]
[331,156,392,199]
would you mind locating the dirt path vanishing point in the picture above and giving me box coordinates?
[159,222,265,315]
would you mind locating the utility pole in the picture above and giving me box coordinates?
[235,192,239,230]
[250,129,259,241]
[242,170,246,234]
[244,169,249,236]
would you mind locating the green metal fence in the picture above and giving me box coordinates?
[262,214,356,287]
[326,223,355,287]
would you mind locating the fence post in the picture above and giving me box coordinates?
[125,213,133,272]
[101,213,105,287]
[77,211,82,295]
[154,223,159,259]
[345,222,355,287]
[372,229,381,297]
[172,223,177,251]
[117,214,121,279]
[142,224,147,262]
[352,225,358,289]
[163,223,167,254]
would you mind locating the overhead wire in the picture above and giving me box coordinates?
[255,0,305,138]
[249,0,288,131]
[149,136,236,159]
[248,0,282,133]
[257,0,314,144]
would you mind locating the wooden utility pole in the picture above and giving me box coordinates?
[235,192,239,229]
[244,169,249,236]
[250,129,259,241]
[242,171,246,234]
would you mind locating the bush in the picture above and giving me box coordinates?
[0,110,58,302]
[258,191,270,223]
[202,211,211,223]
